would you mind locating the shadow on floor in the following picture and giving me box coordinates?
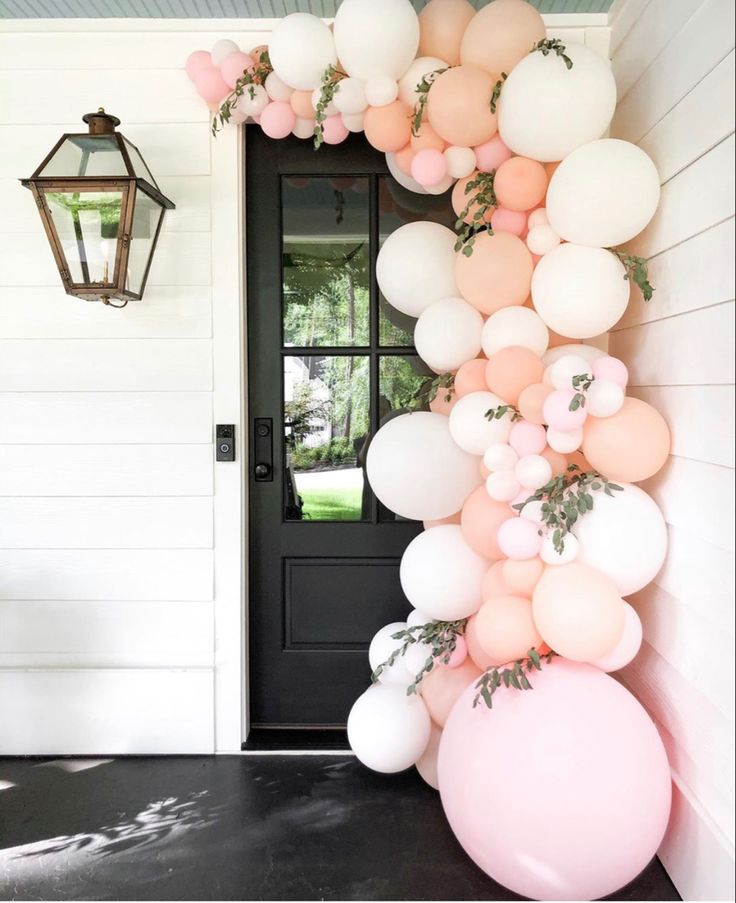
[0,756,680,902]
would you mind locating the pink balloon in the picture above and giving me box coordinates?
[220,50,254,89]
[411,148,449,187]
[447,634,468,668]
[543,389,588,431]
[260,101,296,139]
[490,207,527,237]
[194,66,230,104]
[185,50,213,81]
[497,517,542,561]
[474,134,512,173]
[508,420,546,457]
[592,355,629,389]
[590,602,643,672]
[322,114,350,145]
[438,660,672,901]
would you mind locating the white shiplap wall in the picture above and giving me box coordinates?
[609,1,735,899]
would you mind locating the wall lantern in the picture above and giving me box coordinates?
[21,109,175,308]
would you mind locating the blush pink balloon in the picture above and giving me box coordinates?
[411,148,449,187]
[508,420,547,457]
[543,389,588,431]
[194,66,231,104]
[438,659,672,901]
[497,517,542,561]
[490,207,527,237]
[474,134,512,173]
[220,50,254,89]
[322,114,349,145]
[185,50,213,80]
[260,101,296,139]
[454,358,489,397]
[447,634,468,668]
[592,355,629,388]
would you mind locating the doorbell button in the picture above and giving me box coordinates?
[216,424,236,462]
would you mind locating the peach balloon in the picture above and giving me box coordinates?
[542,447,569,478]
[290,90,315,119]
[395,143,416,175]
[482,560,510,600]
[427,66,498,147]
[422,659,482,726]
[465,613,497,670]
[411,122,446,152]
[455,231,533,315]
[518,382,553,425]
[423,511,462,530]
[490,207,527,237]
[418,0,475,66]
[429,390,457,416]
[533,563,626,662]
[455,358,489,397]
[474,594,543,666]
[474,134,512,173]
[364,101,412,153]
[495,157,549,212]
[461,486,513,560]
[485,346,544,406]
[567,449,592,473]
[479,461,491,480]
[582,397,671,483]
[452,172,495,225]
[460,0,546,75]
[502,557,544,597]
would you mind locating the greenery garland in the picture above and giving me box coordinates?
[211,49,273,137]
[454,170,498,255]
[474,648,556,709]
[370,619,467,696]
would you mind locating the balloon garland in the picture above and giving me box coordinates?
[186,1,672,898]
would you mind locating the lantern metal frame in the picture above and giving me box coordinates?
[21,109,175,307]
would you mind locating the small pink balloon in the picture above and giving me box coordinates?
[508,420,547,457]
[194,66,230,104]
[474,134,512,173]
[590,602,643,672]
[447,634,468,668]
[497,517,542,561]
[260,101,296,139]
[220,50,254,89]
[592,355,629,388]
[322,114,350,145]
[490,207,527,237]
[411,148,448,187]
[185,50,213,81]
[543,389,588,431]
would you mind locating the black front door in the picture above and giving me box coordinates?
[245,128,452,738]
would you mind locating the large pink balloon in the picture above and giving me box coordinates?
[438,659,671,900]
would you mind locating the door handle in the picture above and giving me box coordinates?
[254,417,273,482]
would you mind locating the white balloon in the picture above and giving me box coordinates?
[265,71,294,102]
[403,640,433,676]
[334,0,419,81]
[548,354,594,390]
[546,427,583,454]
[211,38,240,66]
[520,499,544,525]
[590,602,643,672]
[532,244,630,339]
[499,43,616,162]
[515,454,552,491]
[416,721,442,789]
[586,379,625,417]
[483,443,518,472]
[291,117,316,140]
[400,525,488,620]
[385,151,428,194]
[424,174,455,196]
[543,343,606,367]
[573,483,668,596]
[367,412,481,521]
[376,222,458,316]
[527,207,549,229]
[449,391,514,455]
[414,297,483,372]
[342,111,366,133]
[407,607,433,629]
[365,75,399,107]
[486,470,521,502]
[547,139,661,248]
[526,224,560,256]
[234,84,268,118]
[269,13,337,91]
[481,307,550,357]
[333,77,368,115]
[540,531,580,565]
[348,683,431,773]
[444,145,477,180]
[369,621,410,685]
[398,56,448,109]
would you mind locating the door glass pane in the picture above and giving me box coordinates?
[283,177,370,348]
[284,355,370,522]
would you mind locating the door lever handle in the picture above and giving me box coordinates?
[253,418,273,482]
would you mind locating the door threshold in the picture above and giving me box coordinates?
[243,728,350,751]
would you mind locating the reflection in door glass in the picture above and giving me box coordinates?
[284,355,370,522]
[282,177,370,348]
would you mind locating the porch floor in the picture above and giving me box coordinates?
[0,755,679,901]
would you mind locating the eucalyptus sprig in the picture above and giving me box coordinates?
[485,403,521,423]
[371,619,468,696]
[569,372,595,411]
[531,38,573,70]
[411,372,455,410]
[314,64,343,148]
[454,170,498,255]
[211,49,273,137]
[612,250,654,302]
[411,67,448,136]
[474,648,556,709]
[513,464,624,554]
[490,72,508,115]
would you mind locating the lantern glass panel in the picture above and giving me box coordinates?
[38,136,128,178]
[44,188,124,285]
[122,138,159,188]
[126,190,164,295]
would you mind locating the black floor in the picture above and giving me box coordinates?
[0,756,680,902]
